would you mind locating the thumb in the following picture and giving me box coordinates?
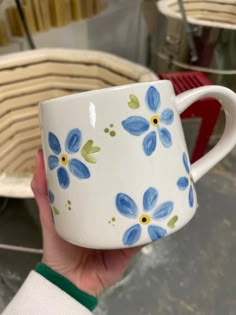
[31,151,54,233]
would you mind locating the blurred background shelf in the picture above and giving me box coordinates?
[0,0,148,65]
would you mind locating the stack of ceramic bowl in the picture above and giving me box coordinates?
[0,49,157,198]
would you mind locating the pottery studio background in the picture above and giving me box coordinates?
[0,1,236,314]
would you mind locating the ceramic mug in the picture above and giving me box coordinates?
[39,81,236,249]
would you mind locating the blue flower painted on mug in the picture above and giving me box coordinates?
[48,190,55,204]
[177,152,194,208]
[122,86,174,156]
[48,190,55,223]
[48,129,90,189]
[116,187,174,246]
[48,190,60,223]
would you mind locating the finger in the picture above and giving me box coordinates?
[104,245,143,274]
[120,245,143,264]
[32,151,47,195]
[32,152,66,263]
[31,151,54,231]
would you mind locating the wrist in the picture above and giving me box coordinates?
[35,262,98,311]
[41,257,99,297]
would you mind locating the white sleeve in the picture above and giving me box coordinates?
[2,271,93,315]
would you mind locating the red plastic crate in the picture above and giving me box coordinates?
[158,71,221,163]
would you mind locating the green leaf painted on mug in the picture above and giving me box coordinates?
[81,140,101,164]
[53,206,60,215]
[128,94,140,109]
[167,215,178,229]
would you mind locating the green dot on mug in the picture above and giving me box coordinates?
[110,131,116,137]
[104,128,109,133]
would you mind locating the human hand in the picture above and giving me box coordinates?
[31,151,141,297]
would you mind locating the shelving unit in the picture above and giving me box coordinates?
[0,0,148,65]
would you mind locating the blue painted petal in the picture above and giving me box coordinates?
[116,193,138,219]
[48,132,61,155]
[161,108,174,125]
[122,116,150,136]
[152,201,174,220]
[143,131,157,156]
[177,177,189,190]
[69,159,90,179]
[145,86,160,113]
[183,152,190,174]
[48,190,54,204]
[65,128,82,154]
[57,167,70,189]
[148,225,167,241]
[123,224,141,246]
[143,187,158,212]
[48,155,59,170]
[189,185,194,208]
[159,127,172,148]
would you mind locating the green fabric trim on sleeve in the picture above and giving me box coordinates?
[35,262,98,311]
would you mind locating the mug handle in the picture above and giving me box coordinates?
[176,85,236,182]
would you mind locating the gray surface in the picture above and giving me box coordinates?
[0,154,235,314]
[0,199,41,311]
[97,154,236,315]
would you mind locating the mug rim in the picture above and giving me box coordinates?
[39,80,173,107]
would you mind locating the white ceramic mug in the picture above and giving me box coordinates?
[39,81,236,249]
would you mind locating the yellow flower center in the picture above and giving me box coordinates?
[60,153,68,166]
[190,174,193,183]
[150,115,160,127]
[139,214,151,225]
